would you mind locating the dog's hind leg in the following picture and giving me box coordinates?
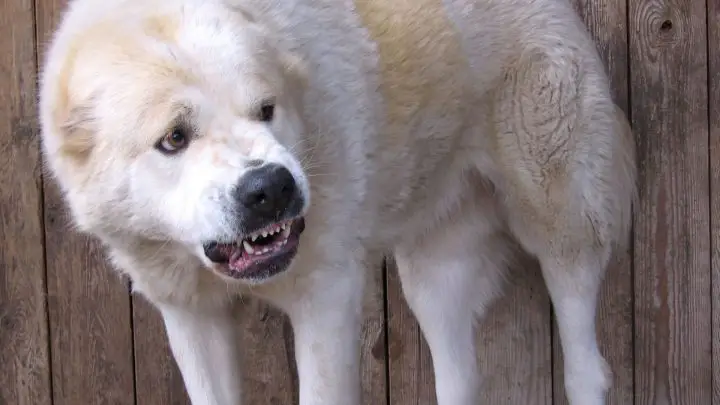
[507,204,616,405]
[491,48,636,405]
[394,204,511,405]
[535,248,612,405]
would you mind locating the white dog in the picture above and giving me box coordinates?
[39,0,637,404]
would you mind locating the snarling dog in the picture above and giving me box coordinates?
[39,0,637,403]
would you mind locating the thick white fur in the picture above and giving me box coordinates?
[39,0,637,404]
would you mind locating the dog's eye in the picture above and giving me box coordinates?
[157,128,189,154]
[258,100,275,122]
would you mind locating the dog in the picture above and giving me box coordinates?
[39,0,637,403]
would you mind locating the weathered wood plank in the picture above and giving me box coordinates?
[0,0,53,404]
[42,189,137,405]
[708,1,720,402]
[629,0,712,404]
[386,257,436,405]
[359,259,389,405]
[386,254,553,405]
[132,297,190,405]
[35,0,138,403]
[235,299,297,404]
[476,259,553,405]
[554,1,634,404]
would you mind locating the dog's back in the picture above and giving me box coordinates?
[238,0,635,251]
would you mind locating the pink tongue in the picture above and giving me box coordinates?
[228,247,247,270]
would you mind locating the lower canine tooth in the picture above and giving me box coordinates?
[243,241,254,254]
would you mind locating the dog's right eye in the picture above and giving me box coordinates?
[156,128,189,154]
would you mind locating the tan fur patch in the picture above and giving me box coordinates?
[354,0,468,147]
[52,40,95,162]
[57,105,95,162]
[143,14,179,42]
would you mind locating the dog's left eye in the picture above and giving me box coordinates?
[156,128,189,154]
[258,100,275,122]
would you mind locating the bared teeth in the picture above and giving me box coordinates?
[245,219,294,244]
[243,241,254,254]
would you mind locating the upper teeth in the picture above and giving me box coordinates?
[248,221,291,242]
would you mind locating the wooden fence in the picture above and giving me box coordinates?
[1,0,717,404]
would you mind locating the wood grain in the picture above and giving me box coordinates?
[629,0,712,404]
[386,254,553,405]
[235,299,297,405]
[476,259,553,405]
[35,0,138,403]
[0,0,53,404]
[42,184,137,405]
[554,1,634,404]
[386,257,436,405]
[132,296,190,405]
[708,0,720,402]
[359,258,388,405]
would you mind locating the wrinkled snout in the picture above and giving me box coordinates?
[234,163,304,231]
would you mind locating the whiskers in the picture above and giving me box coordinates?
[284,131,340,183]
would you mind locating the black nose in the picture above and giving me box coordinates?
[234,163,298,218]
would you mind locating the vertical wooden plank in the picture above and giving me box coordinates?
[476,259,553,405]
[35,1,137,404]
[42,187,136,405]
[132,297,190,405]
[386,255,552,405]
[359,259,388,405]
[708,1,720,402]
[386,257,435,405]
[553,1,634,404]
[235,300,297,404]
[629,0,712,404]
[0,0,53,404]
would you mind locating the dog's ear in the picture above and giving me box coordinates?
[42,49,98,164]
[53,100,96,163]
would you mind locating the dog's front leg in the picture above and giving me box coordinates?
[158,303,242,405]
[268,262,365,405]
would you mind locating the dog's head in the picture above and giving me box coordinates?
[40,0,311,283]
